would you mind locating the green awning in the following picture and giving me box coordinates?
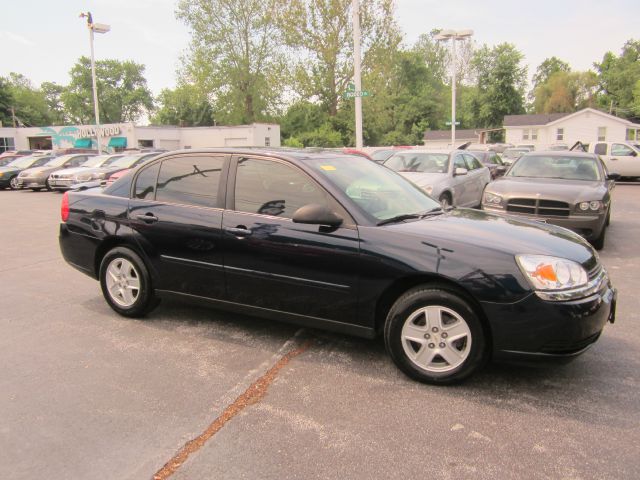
[108,137,127,148]
[74,138,92,148]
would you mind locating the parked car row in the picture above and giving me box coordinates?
[0,151,163,192]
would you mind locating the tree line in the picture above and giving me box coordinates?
[1,0,638,147]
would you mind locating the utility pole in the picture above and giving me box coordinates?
[11,106,16,128]
[352,0,363,149]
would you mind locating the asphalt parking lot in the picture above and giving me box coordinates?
[1,185,639,480]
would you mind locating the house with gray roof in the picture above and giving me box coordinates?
[504,108,640,149]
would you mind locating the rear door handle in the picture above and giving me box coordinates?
[136,213,158,224]
[224,226,252,237]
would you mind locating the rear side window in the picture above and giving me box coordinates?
[594,143,607,155]
[134,163,160,199]
[611,143,634,156]
[156,155,224,208]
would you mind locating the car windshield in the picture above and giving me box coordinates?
[370,150,394,161]
[108,155,146,168]
[81,155,114,168]
[9,155,51,168]
[44,155,75,167]
[384,152,449,173]
[101,155,125,166]
[307,156,439,221]
[0,157,17,166]
[508,155,601,181]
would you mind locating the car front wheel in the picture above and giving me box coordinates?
[99,247,158,317]
[9,176,19,190]
[384,286,487,384]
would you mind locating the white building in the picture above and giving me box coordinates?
[0,122,280,153]
[504,108,640,148]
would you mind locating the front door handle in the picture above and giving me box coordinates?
[224,226,252,237]
[136,213,158,223]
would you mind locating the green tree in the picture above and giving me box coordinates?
[0,78,14,127]
[3,73,53,127]
[530,57,571,97]
[61,57,153,124]
[595,39,640,121]
[471,43,527,138]
[40,82,67,125]
[152,84,214,126]
[277,0,401,117]
[532,70,598,114]
[177,0,285,124]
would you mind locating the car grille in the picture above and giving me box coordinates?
[506,198,570,217]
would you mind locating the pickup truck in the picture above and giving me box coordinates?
[589,141,640,178]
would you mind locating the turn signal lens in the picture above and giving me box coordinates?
[516,255,588,291]
[61,192,69,222]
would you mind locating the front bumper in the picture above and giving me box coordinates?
[49,177,76,190]
[483,277,616,364]
[483,205,606,240]
[17,176,48,189]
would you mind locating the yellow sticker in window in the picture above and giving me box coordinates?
[320,165,336,171]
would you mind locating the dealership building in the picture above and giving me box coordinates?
[0,122,280,153]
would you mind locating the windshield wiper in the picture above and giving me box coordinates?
[377,207,445,226]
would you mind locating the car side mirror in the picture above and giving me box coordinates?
[607,173,621,181]
[496,166,507,172]
[292,204,343,227]
[454,167,468,176]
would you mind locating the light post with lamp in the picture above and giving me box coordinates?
[434,29,473,148]
[79,12,110,153]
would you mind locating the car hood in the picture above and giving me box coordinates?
[398,172,448,186]
[20,166,62,176]
[384,208,596,269]
[0,166,21,174]
[51,166,90,176]
[486,177,606,202]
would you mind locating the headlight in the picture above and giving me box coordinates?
[422,185,433,195]
[483,192,503,205]
[578,201,601,212]
[516,254,589,300]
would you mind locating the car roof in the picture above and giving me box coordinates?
[149,147,364,162]
[522,150,597,158]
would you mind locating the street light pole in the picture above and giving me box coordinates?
[435,29,473,148]
[352,0,363,149]
[80,12,110,153]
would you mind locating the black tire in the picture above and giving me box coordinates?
[99,247,159,317]
[9,176,19,190]
[592,225,606,250]
[605,208,611,227]
[439,192,452,209]
[384,286,487,385]
[31,188,42,192]
[45,178,52,191]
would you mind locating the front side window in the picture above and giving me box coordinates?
[234,158,331,218]
[556,128,564,141]
[598,127,607,142]
[454,154,467,170]
[156,156,224,208]
[611,143,634,156]
[463,154,482,170]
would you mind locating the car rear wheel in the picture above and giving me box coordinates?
[384,286,487,384]
[9,176,19,190]
[99,247,158,317]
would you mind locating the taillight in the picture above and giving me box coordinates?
[61,191,69,222]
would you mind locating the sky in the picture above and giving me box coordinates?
[1,0,637,96]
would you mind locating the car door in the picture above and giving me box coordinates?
[609,143,639,177]
[464,153,491,205]
[221,155,360,324]
[128,153,228,299]
[450,153,475,207]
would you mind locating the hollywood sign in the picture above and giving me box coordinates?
[77,125,121,138]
